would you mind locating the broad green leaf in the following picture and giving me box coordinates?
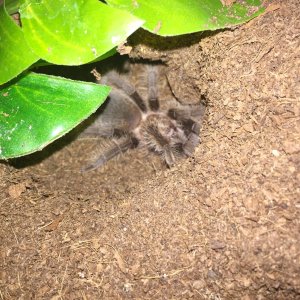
[4,0,20,14]
[106,0,265,36]
[31,47,118,69]
[20,0,144,65]
[0,2,38,85]
[0,73,110,159]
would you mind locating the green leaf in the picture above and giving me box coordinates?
[19,0,144,65]
[105,0,265,36]
[4,0,20,14]
[0,73,110,159]
[0,2,39,85]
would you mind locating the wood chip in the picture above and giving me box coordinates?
[117,41,132,55]
[114,250,128,273]
[8,182,27,199]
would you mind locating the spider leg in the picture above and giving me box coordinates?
[81,137,136,172]
[172,118,200,157]
[146,125,175,166]
[102,70,147,112]
[190,103,206,121]
[181,119,201,135]
[147,65,160,111]
[182,130,200,157]
[167,102,206,124]
[167,103,206,157]
[167,102,206,157]
[164,148,176,167]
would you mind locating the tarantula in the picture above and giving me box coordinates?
[80,62,206,171]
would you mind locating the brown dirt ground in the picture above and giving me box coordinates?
[1,0,299,299]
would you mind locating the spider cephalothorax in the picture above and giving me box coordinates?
[81,62,206,171]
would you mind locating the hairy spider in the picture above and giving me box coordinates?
[80,62,206,171]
